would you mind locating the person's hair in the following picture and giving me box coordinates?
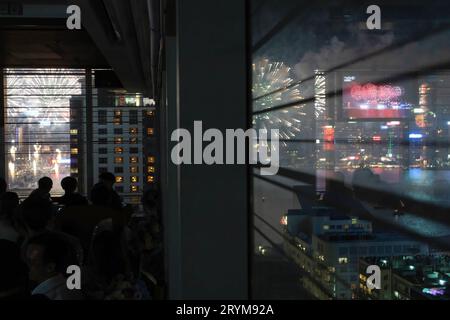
[0,177,7,195]
[27,232,72,275]
[99,172,115,183]
[0,240,28,293]
[0,192,19,220]
[61,176,77,193]
[38,177,53,191]
[21,198,53,231]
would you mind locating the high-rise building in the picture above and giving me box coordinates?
[91,88,156,204]
[282,207,429,299]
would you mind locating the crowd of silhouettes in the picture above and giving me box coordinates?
[0,173,163,300]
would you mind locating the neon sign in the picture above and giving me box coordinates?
[350,83,403,101]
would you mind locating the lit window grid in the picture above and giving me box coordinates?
[92,104,151,197]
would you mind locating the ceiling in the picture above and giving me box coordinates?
[0,0,160,97]
[0,18,109,68]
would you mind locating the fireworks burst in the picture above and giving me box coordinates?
[4,68,84,192]
[252,59,325,145]
[5,68,83,125]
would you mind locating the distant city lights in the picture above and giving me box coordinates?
[409,133,423,139]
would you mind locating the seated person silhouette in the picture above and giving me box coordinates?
[54,177,88,207]
[26,177,53,203]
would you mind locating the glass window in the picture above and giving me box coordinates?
[130,137,138,144]
[130,156,138,164]
[129,110,138,124]
[4,68,84,196]
[250,0,450,300]
[130,166,139,173]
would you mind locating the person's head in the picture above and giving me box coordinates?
[0,192,19,221]
[61,176,77,194]
[25,232,71,284]
[0,177,7,195]
[21,198,53,233]
[98,172,115,189]
[0,240,29,299]
[38,177,53,193]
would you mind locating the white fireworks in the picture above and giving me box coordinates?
[6,69,83,124]
[252,58,325,144]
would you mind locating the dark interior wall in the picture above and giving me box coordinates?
[163,0,249,299]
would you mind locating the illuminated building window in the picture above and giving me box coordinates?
[147,156,155,164]
[70,129,78,135]
[147,175,154,183]
[147,128,154,136]
[99,148,107,154]
[115,157,123,164]
[130,156,139,164]
[114,137,123,144]
[146,110,154,117]
[130,147,138,154]
[113,110,122,125]
[130,137,138,144]
[131,185,139,193]
[338,257,348,264]
[115,147,123,154]
[147,166,155,173]
[70,168,78,174]
[99,158,107,164]
[71,148,78,155]
[130,128,138,135]
[98,128,107,135]
[323,225,330,230]
[131,176,139,183]
[114,128,123,135]
[130,166,139,173]
[114,167,124,173]
[115,176,123,183]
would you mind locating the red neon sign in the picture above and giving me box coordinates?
[350,83,402,101]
